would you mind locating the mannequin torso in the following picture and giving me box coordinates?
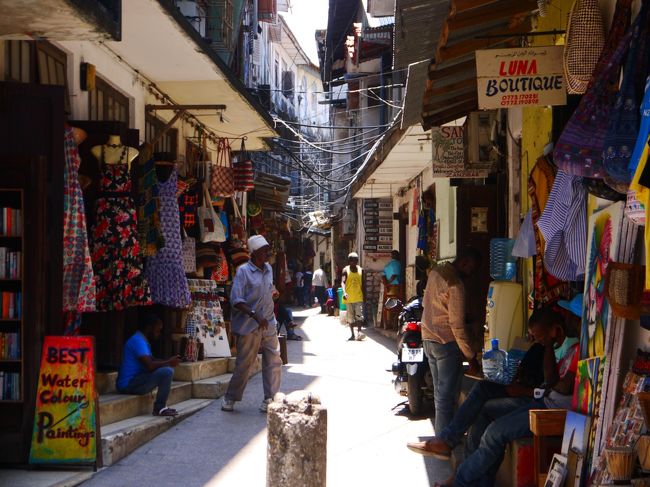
[91,135,139,168]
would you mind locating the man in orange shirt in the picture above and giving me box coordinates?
[420,246,482,436]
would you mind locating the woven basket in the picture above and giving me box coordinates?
[563,0,606,94]
[604,262,650,320]
[637,434,650,471]
[605,446,636,481]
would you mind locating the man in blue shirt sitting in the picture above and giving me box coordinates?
[117,314,181,416]
[382,250,402,326]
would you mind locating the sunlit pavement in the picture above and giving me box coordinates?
[82,307,451,486]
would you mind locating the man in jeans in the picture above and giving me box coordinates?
[420,246,482,436]
[117,314,181,417]
[222,235,283,413]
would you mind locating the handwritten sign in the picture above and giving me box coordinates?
[29,336,98,465]
[476,46,566,109]
[431,126,490,178]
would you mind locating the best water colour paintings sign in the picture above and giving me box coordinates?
[29,336,98,465]
[476,46,566,109]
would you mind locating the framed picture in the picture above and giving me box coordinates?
[544,454,567,487]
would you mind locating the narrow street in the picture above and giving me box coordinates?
[82,308,452,487]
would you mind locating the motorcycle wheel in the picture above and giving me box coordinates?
[407,373,424,416]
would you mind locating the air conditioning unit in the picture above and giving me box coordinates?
[464,111,499,170]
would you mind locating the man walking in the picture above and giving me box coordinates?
[312,263,329,313]
[222,235,283,413]
[342,252,365,341]
[421,246,482,435]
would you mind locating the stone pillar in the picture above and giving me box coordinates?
[267,391,327,487]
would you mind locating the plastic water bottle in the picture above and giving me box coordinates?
[482,338,508,384]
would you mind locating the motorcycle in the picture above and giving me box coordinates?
[386,296,434,416]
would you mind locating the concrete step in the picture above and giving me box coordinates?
[96,371,118,395]
[101,398,211,467]
[173,358,230,382]
[99,381,192,427]
[192,373,233,399]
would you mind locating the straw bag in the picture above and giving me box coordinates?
[603,1,650,190]
[563,0,605,94]
[209,138,234,198]
[233,139,254,192]
[198,184,227,243]
[554,0,633,178]
[182,229,196,274]
[604,261,650,319]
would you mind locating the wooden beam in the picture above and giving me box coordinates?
[450,0,500,17]
[149,109,186,149]
[425,77,475,98]
[422,99,479,130]
[448,0,538,31]
[423,91,477,114]
[428,59,476,82]
[145,104,227,111]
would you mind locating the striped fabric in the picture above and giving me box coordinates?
[537,170,587,281]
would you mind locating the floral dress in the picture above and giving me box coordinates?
[90,152,152,311]
[62,126,96,313]
[145,168,191,308]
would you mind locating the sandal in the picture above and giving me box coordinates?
[287,334,303,341]
[153,407,178,417]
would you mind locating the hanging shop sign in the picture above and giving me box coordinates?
[29,336,99,466]
[475,46,566,109]
[364,198,393,254]
[431,125,489,178]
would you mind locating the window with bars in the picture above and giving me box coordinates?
[145,114,178,157]
[4,40,70,111]
[89,76,130,124]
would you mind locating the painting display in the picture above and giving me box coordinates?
[580,201,625,359]
[572,357,605,416]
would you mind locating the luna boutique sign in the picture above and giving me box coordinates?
[475,46,566,109]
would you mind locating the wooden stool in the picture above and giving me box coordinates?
[529,409,567,487]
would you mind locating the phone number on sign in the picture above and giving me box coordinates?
[500,93,539,106]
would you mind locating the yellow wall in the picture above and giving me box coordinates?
[520,0,575,310]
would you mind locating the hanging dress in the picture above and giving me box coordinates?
[145,168,191,308]
[90,147,152,311]
[62,126,96,314]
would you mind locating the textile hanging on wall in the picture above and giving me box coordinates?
[62,126,96,315]
[527,156,570,304]
[136,145,165,257]
[186,279,230,358]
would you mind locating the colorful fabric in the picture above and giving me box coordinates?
[144,168,191,308]
[136,146,165,257]
[62,126,96,313]
[178,183,200,236]
[630,135,650,288]
[90,160,152,311]
[528,157,569,304]
[537,170,586,281]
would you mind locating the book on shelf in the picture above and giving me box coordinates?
[0,208,21,236]
[0,332,20,359]
[0,292,21,319]
[0,247,21,279]
[0,371,20,400]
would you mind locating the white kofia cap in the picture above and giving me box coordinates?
[348,252,359,259]
[248,235,270,253]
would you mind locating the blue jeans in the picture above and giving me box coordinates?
[424,340,463,435]
[455,398,546,487]
[439,380,530,454]
[120,366,174,413]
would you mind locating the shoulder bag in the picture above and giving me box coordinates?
[209,138,235,198]
[198,184,227,243]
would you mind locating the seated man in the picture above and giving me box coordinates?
[407,308,550,461]
[276,302,303,341]
[117,313,182,417]
[411,307,579,487]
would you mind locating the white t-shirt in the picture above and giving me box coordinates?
[312,268,328,287]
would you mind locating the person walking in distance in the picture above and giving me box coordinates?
[341,252,365,341]
[312,263,329,313]
[422,246,482,436]
[221,235,283,413]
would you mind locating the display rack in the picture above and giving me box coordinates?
[0,189,23,403]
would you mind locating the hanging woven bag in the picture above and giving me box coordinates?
[209,138,235,198]
[563,0,605,95]
[233,139,255,192]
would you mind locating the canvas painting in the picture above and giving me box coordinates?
[581,201,625,359]
[561,412,591,456]
[572,356,605,415]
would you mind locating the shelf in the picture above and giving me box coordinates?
[0,235,21,239]
[0,279,21,282]
[0,359,20,363]
[0,400,22,404]
[0,319,20,322]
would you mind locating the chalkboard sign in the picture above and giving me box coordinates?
[29,336,99,466]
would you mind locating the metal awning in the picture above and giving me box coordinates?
[0,0,121,41]
[96,0,276,150]
[421,0,538,129]
[353,124,432,199]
